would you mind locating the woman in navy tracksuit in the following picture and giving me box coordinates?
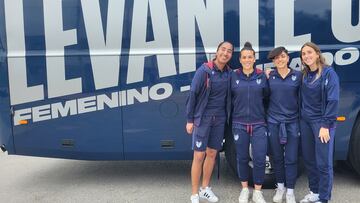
[266,47,302,203]
[186,41,233,203]
[299,42,339,203]
[231,42,268,203]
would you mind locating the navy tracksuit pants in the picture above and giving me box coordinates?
[300,119,335,201]
[268,122,299,189]
[233,123,267,185]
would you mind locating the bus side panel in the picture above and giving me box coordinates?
[120,0,206,160]
[0,0,14,154]
[121,54,199,160]
[11,58,125,160]
[8,1,125,160]
[334,83,360,160]
[334,49,360,160]
[0,59,14,154]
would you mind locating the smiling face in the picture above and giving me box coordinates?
[273,51,289,69]
[301,45,320,69]
[214,42,233,66]
[240,50,255,71]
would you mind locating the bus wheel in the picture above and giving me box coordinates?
[224,128,276,189]
[349,118,360,175]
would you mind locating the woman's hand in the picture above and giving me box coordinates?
[319,127,330,143]
[186,122,194,135]
[265,68,273,79]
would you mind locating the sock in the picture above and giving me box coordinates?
[191,194,199,199]
[287,188,294,195]
[200,186,208,191]
[311,191,319,196]
[277,183,285,190]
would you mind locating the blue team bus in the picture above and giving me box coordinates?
[1,0,360,183]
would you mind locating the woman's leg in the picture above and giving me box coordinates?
[233,125,250,184]
[268,123,285,185]
[192,150,206,194]
[284,122,300,189]
[202,147,218,188]
[311,123,335,201]
[250,125,268,188]
[300,119,319,194]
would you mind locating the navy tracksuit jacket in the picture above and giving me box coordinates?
[300,67,339,201]
[186,61,231,150]
[231,68,269,185]
[267,69,302,189]
[186,61,231,126]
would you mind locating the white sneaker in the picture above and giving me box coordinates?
[300,191,320,203]
[252,190,266,203]
[190,194,200,203]
[199,187,219,202]
[238,187,250,203]
[273,187,286,202]
[286,194,296,203]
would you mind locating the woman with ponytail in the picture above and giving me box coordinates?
[231,42,268,203]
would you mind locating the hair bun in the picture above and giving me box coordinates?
[244,41,252,48]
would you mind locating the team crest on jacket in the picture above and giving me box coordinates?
[212,71,215,75]
[291,75,297,81]
[234,134,239,141]
[256,78,262,84]
[325,78,329,86]
[196,141,202,148]
[236,80,239,84]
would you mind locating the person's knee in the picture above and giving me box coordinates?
[285,155,298,165]
[205,148,217,160]
[193,151,206,163]
[317,164,332,174]
[273,154,285,163]
[252,154,266,168]
[253,160,266,168]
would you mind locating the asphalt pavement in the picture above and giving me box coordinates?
[0,152,359,203]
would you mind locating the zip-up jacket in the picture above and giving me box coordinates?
[301,67,339,128]
[186,61,231,126]
[268,69,302,123]
[231,68,269,124]
[267,68,302,144]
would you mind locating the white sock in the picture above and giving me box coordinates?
[311,191,319,196]
[287,188,294,195]
[277,183,285,190]
[200,186,208,191]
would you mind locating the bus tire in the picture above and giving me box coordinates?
[349,118,360,175]
[224,127,276,189]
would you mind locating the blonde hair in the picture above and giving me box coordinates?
[300,42,328,81]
